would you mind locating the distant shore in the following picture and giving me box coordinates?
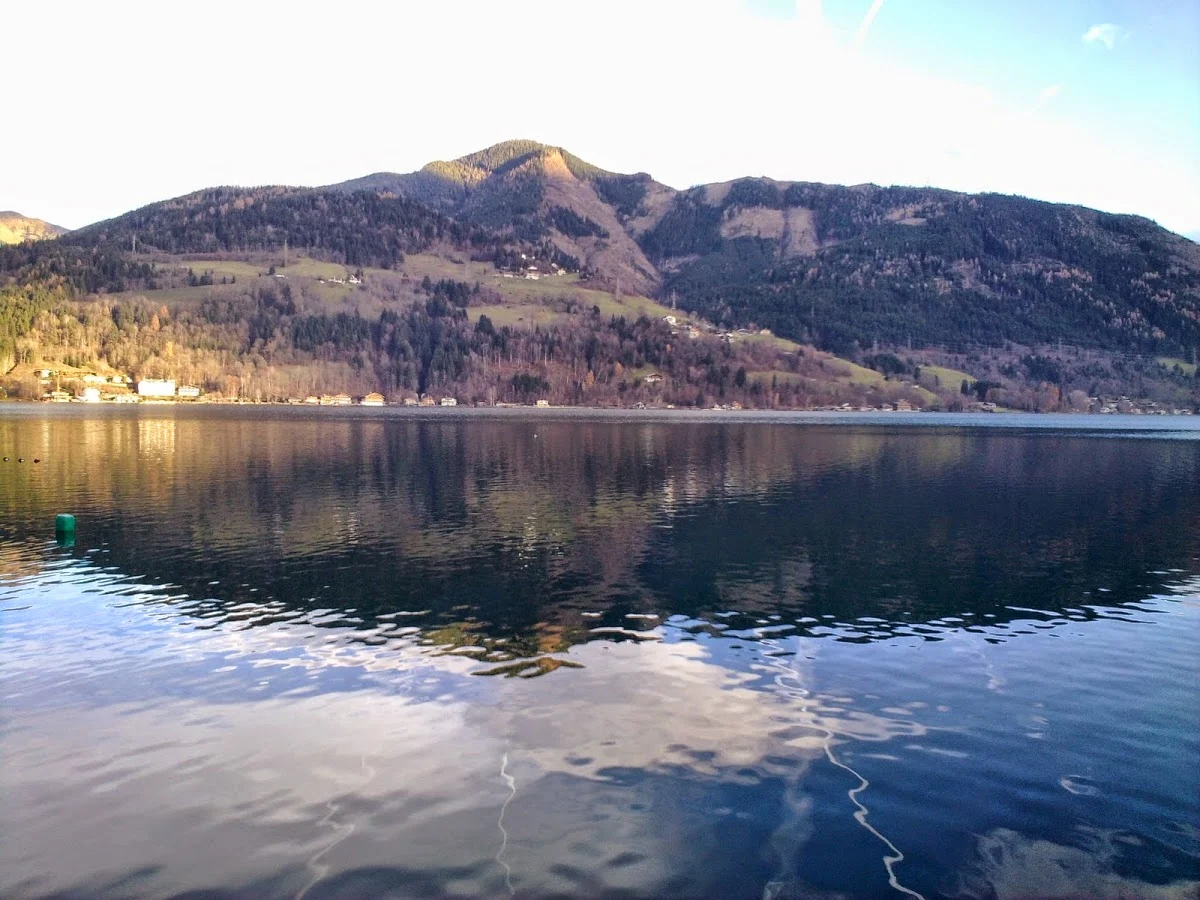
[3,402,1198,433]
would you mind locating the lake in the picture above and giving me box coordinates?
[1,407,1198,899]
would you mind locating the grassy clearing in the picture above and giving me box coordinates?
[152,256,353,282]
[911,385,940,405]
[730,332,804,353]
[1157,357,1197,377]
[748,370,803,385]
[402,253,677,323]
[123,251,681,330]
[468,304,563,327]
[152,259,260,280]
[824,359,885,384]
[919,364,976,390]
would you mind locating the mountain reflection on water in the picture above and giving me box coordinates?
[1,408,1198,900]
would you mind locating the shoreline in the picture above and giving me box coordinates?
[2,402,1198,433]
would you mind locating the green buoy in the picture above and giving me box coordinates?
[55,514,76,547]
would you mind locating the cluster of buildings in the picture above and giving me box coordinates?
[293,393,460,407]
[135,379,201,400]
[1090,397,1194,415]
[494,258,569,281]
[822,400,918,412]
[38,369,203,403]
[662,315,771,343]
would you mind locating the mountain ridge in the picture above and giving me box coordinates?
[0,211,67,245]
[23,138,1200,364]
[329,140,664,295]
[3,138,1197,411]
[326,139,1197,356]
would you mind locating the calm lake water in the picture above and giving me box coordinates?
[2,407,1198,900]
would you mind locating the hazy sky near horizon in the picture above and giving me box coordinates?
[5,0,1198,236]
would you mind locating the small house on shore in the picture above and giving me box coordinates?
[137,379,176,398]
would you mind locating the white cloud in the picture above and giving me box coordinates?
[854,0,887,49]
[1082,23,1120,49]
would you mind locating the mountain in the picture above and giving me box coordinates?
[329,141,1199,359]
[64,186,497,268]
[647,181,1200,355]
[329,140,666,296]
[61,139,1199,360]
[4,140,1197,410]
[0,211,67,245]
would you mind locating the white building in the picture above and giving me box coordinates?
[137,379,176,398]
[440,397,458,407]
[80,387,102,403]
[177,385,201,399]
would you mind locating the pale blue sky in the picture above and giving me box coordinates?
[3,0,1198,237]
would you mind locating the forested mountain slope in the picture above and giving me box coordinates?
[64,187,496,269]
[648,183,1200,356]
[331,141,1200,359]
[2,140,1197,408]
[330,140,665,295]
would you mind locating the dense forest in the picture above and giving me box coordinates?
[0,240,156,371]
[64,187,582,273]
[643,186,1200,358]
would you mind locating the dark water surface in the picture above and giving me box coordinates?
[2,407,1198,900]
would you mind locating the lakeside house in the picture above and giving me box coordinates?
[137,379,176,398]
[440,397,458,407]
[535,399,550,407]
[361,392,386,407]
[330,394,352,406]
[402,397,419,406]
[177,385,201,399]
